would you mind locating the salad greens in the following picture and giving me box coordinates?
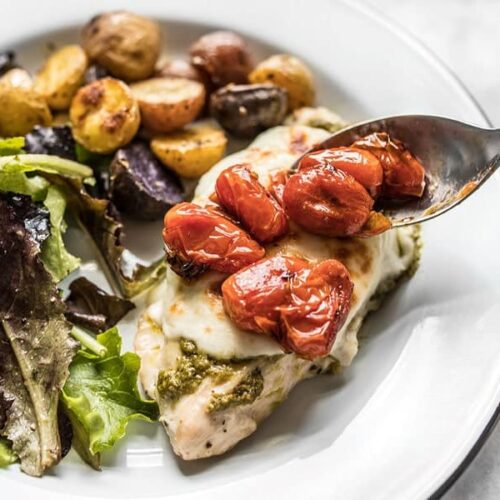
[0,135,160,477]
[0,193,79,477]
[0,438,16,468]
[64,277,134,333]
[61,327,159,469]
[41,185,81,281]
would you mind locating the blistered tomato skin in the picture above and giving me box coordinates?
[279,259,353,359]
[221,255,309,335]
[298,147,384,199]
[163,202,265,276]
[352,132,426,198]
[215,164,289,243]
[222,255,354,360]
[268,170,289,207]
[283,164,373,237]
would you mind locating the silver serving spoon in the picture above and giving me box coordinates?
[301,115,500,227]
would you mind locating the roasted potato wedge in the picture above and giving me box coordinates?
[81,11,161,82]
[70,77,140,154]
[34,45,88,110]
[249,54,315,111]
[0,70,51,136]
[190,31,254,87]
[210,83,287,138]
[151,123,227,178]
[131,77,205,133]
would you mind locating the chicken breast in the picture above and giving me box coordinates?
[134,124,422,459]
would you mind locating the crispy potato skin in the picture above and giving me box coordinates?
[34,45,88,110]
[0,70,51,136]
[151,123,227,178]
[190,31,254,87]
[131,77,205,134]
[249,54,315,111]
[81,11,161,82]
[70,77,140,154]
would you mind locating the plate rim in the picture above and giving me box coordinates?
[347,2,496,497]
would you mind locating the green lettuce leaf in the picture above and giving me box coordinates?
[61,327,158,467]
[0,137,25,156]
[0,438,16,468]
[40,185,80,282]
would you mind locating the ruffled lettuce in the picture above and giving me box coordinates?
[61,327,158,469]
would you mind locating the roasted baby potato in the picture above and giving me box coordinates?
[249,54,315,110]
[131,77,205,133]
[110,141,184,220]
[210,83,287,138]
[151,122,227,178]
[34,45,88,110]
[190,31,254,87]
[70,77,140,154]
[81,11,161,82]
[0,70,51,136]
[156,59,209,85]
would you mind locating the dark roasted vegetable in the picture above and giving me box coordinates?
[0,51,18,78]
[210,83,288,138]
[25,125,77,161]
[190,31,254,87]
[109,142,184,220]
[0,193,78,477]
[65,277,134,332]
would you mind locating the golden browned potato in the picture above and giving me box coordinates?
[70,77,140,154]
[0,70,52,136]
[249,54,315,111]
[190,31,254,87]
[34,45,88,110]
[0,68,33,88]
[131,77,205,133]
[151,122,227,178]
[81,11,161,82]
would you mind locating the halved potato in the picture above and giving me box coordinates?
[70,77,140,154]
[34,45,88,110]
[131,77,205,133]
[0,70,52,136]
[151,122,227,178]
[249,54,315,111]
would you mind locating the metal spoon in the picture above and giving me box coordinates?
[300,115,500,227]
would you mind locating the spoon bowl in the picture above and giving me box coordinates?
[301,115,500,227]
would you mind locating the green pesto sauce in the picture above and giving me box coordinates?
[208,368,264,413]
[157,339,237,404]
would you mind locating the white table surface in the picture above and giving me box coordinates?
[359,1,500,498]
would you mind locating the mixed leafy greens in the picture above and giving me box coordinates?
[0,134,161,476]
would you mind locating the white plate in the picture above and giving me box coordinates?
[1,1,499,499]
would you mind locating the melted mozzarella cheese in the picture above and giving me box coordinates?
[149,126,419,364]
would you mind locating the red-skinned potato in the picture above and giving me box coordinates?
[131,77,205,133]
[190,31,254,87]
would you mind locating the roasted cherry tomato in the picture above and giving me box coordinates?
[355,211,392,238]
[352,132,426,198]
[279,259,353,359]
[283,164,373,237]
[268,170,289,207]
[222,255,308,334]
[222,255,353,359]
[163,202,264,276]
[298,147,384,198]
[215,164,289,243]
